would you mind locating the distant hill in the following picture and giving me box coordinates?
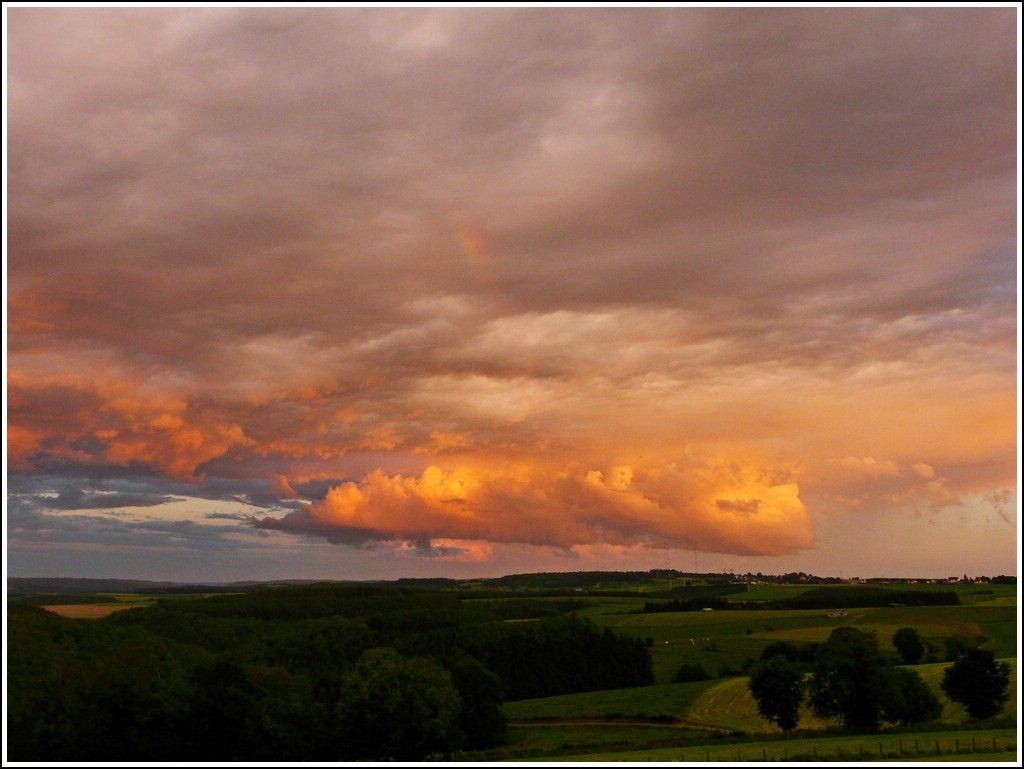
[5,576,373,595]
[10,571,1006,596]
[7,577,189,594]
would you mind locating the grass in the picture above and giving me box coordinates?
[531,728,1018,762]
[585,603,1018,683]
[567,598,649,617]
[914,659,1017,723]
[591,607,859,684]
[504,658,1017,731]
[504,680,713,722]
[497,655,1018,760]
[685,676,833,733]
[487,723,714,759]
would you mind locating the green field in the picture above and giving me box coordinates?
[586,602,1017,684]
[504,680,713,723]
[503,659,1017,732]
[487,584,1019,762]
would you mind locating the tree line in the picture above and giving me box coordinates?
[748,626,1011,733]
[644,585,960,613]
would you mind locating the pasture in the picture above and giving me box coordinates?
[490,582,1018,762]
[503,659,1017,731]
[586,601,1016,685]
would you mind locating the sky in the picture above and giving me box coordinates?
[4,5,1020,583]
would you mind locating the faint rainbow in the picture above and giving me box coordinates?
[454,221,493,286]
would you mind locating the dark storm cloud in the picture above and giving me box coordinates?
[45,487,181,511]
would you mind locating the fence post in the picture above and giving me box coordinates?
[956,738,959,754]
[915,739,919,754]
[935,739,939,755]
[879,742,883,757]
[763,748,766,760]
[899,739,903,755]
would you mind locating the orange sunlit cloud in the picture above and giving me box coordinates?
[252,458,814,557]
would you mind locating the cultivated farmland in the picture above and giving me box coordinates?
[482,578,1018,762]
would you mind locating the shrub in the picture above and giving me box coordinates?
[892,628,925,664]
[673,663,712,682]
[940,648,1011,719]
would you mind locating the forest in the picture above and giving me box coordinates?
[6,582,652,761]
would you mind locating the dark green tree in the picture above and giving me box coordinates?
[760,640,817,667]
[448,656,507,750]
[940,648,1011,719]
[943,634,974,661]
[881,667,942,726]
[335,647,462,761]
[183,658,261,760]
[747,654,805,732]
[892,627,925,664]
[807,627,891,730]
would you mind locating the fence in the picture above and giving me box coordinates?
[674,735,1015,762]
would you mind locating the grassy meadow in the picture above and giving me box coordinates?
[483,580,1019,761]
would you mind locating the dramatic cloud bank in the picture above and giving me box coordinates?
[6,7,1018,580]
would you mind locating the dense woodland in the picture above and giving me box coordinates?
[6,583,653,761]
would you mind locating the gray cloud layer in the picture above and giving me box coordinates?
[6,7,1017,577]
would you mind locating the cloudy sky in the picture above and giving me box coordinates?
[5,6,1019,582]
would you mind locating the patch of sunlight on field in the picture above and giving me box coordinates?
[504,681,711,722]
[680,661,1019,734]
[43,604,146,618]
[959,593,1018,607]
[684,676,832,734]
[680,660,1019,734]
[915,659,1017,723]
